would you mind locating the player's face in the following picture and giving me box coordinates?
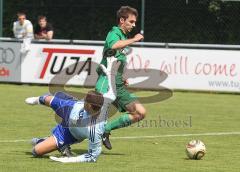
[84,103,101,117]
[39,19,47,28]
[121,14,137,33]
[18,15,26,25]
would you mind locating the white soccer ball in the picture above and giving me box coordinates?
[185,140,206,160]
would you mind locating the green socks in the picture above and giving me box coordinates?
[105,113,132,133]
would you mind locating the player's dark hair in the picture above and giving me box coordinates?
[117,6,138,23]
[17,12,26,17]
[38,15,47,21]
[85,91,104,111]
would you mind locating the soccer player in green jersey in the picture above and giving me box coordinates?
[95,6,146,149]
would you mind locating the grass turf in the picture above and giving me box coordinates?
[0,84,239,172]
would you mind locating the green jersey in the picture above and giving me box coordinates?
[95,26,138,112]
[96,26,128,86]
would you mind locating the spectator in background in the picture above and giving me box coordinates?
[13,12,33,39]
[34,16,54,40]
[13,12,33,53]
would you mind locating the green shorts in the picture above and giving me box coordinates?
[95,75,138,112]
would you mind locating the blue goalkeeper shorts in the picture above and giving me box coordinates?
[52,124,77,149]
[50,92,84,148]
[50,92,77,127]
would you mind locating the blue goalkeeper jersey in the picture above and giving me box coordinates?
[68,100,106,159]
[50,93,110,162]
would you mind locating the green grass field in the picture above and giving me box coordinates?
[0,84,239,172]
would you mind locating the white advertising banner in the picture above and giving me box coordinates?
[128,48,240,92]
[0,42,21,82]
[21,44,103,86]
[20,43,240,92]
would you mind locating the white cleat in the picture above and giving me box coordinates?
[25,97,40,105]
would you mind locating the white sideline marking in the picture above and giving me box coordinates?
[0,132,240,143]
[0,139,30,143]
[111,131,240,139]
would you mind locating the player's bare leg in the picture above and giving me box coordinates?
[126,101,146,122]
[25,95,53,106]
[26,94,73,157]
[32,136,57,156]
[102,101,146,150]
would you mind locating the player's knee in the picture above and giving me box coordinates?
[39,93,52,105]
[137,106,147,120]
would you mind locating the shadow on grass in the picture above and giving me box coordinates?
[71,149,87,155]
[101,151,125,156]
[183,157,202,161]
[24,149,125,160]
[24,151,51,159]
[72,149,125,156]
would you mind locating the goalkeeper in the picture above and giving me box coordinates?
[26,57,119,162]
[95,6,146,150]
